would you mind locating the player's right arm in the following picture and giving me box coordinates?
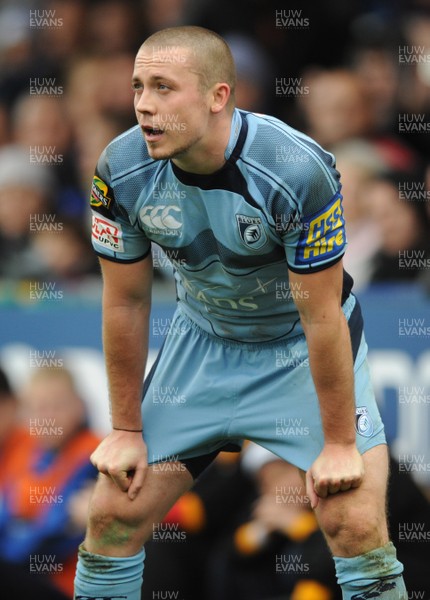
[90,255,153,501]
[89,143,154,499]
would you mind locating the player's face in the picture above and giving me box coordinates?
[132,46,211,166]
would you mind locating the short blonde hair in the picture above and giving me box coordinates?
[141,26,236,105]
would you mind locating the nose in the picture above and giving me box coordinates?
[135,88,156,116]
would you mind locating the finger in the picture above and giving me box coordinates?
[350,477,362,490]
[339,479,354,492]
[312,472,330,500]
[305,469,319,510]
[90,450,99,468]
[329,472,363,495]
[110,470,131,493]
[128,465,147,500]
[328,481,341,495]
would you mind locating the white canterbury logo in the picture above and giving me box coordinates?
[140,205,182,231]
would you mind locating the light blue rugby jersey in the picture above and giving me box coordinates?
[90,109,353,343]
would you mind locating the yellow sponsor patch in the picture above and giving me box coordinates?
[296,194,346,266]
[90,175,112,209]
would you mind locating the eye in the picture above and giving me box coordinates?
[132,81,143,92]
[158,83,170,91]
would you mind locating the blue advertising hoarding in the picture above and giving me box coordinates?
[1,283,429,485]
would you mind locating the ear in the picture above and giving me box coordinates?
[210,82,231,114]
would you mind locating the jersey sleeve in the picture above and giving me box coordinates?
[89,149,151,263]
[281,159,346,273]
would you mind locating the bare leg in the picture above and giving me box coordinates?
[85,462,193,556]
[301,445,406,599]
[74,462,193,599]
[314,444,389,557]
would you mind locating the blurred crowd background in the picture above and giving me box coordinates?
[0,0,429,291]
[0,0,429,599]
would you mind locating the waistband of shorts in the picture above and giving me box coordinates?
[175,293,358,351]
[175,305,306,351]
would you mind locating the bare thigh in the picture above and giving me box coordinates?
[85,462,194,556]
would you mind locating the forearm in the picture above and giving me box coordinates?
[302,310,356,445]
[102,300,150,430]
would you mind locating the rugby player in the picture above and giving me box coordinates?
[75,26,407,600]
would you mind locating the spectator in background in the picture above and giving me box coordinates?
[349,42,400,137]
[11,94,84,218]
[65,53,136,203]
[398,12,430,116]
[31,0,87,67]
[140,0,195,32]
[295,63,425,293]
[0,5,34,145]
[65,55,110,126]
[206,444,430,599]
[0,2,85,151]
[296,66,420,173]
[0,366,100,599]
[396,11,430,160]
[207,444,340,600]
[74,113,130,195]
[0,365,70,599]
[32,218,99,285]
[297,68,373,149]
[85,0,141,55]
[0,144,53,279]
[223,33,273,113]
[0,365,24,482]
[331,139,388,291]
[65,53,136,133]
[0,143,99,287]
[65,53,134,149]
[363,172,430,284]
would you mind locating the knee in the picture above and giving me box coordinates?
[321,504,372,542]
[87,476,150,545]
[318,494,387,555]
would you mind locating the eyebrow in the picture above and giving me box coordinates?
[131,74,178,85]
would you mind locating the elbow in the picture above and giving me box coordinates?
[298,304,345,334]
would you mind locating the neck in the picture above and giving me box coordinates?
[172,109,234,174]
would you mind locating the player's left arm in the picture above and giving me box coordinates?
[288,259,364,509]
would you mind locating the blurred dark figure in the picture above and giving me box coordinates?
[223,32,273,113]
[363,172,430,284]
[0,145,54,280]
[206,446,340,600]
[297,68,373,149]
[32,218,99,285]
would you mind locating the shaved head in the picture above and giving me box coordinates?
[140,26,236,106]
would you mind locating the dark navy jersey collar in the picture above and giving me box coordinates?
[170,109,248,187]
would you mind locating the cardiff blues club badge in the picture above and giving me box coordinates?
[355,406,374,437]
[236,214,267,250]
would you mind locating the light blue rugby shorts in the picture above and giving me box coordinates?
[141,295,386,475]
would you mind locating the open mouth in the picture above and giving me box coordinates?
[142,125,164,141]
